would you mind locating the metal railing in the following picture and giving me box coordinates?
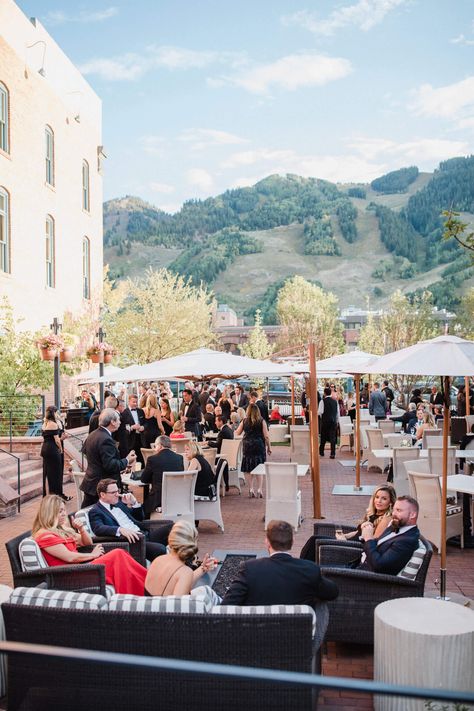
[64,430,87,471]
[0,447,21,512]
[0,394,45,451]
[0,640,472,707]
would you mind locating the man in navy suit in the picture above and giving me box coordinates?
[140,435,184,514]
[222,520,338,606]
[359,495,420,574]
[88,478,171,561]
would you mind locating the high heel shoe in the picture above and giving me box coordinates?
[257,490,263,498]
[61,495,73,502]
[249,490,255,498]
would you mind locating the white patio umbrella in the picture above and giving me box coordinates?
[316,351,380,496]
[364,334,474,599]
[72,365,126,383]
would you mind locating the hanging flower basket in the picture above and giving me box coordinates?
[37,333,64,361]
[39,347,57,361]
[104,353,113,364]
[86,341,115,364]
[89,353,102,363]
[59,347,73,363]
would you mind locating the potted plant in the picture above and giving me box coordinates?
[59,333,77,363]
[86,341,116,364]
[37,334,64,361]
[103,344,117,364]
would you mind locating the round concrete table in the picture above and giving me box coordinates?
[374,597,474,711]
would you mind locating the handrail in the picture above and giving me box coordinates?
[0,447,21,512]
[0,640,472,706]
[64,431,87,470]
[0,394,45,448]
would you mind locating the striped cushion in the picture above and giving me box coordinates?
[108,594,208,613]
[9,586,107,609]
[397,541,426,580]
[446,505,462,516]
[194,495,218,502]
[73,509,93,535]
[18,539,47,572]
[212,604,316,637]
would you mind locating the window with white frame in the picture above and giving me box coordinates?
[45,215,55,287]
[0,84,9,153]
[45,126,54,185]
[82,160,90,211]
[82,236,90,299]
[0,188,10,273]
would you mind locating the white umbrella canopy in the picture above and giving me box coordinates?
[364,335,474,377]
[317,350,380,374]
[72,365,126,383]
[96,348,295,382]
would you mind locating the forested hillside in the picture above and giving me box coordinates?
[104,156,474,318]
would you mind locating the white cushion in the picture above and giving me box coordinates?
[108,594,208,613]
[18,539,47,572]
[212,604,316,637]
[446,505,462,516]
[74,509,93,535]
[397,541,426,580]
[9,586,107,610]
[194,494,218,502]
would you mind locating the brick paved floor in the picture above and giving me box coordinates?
[0,444,472,711]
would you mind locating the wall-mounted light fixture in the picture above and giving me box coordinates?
[25,40,47,78]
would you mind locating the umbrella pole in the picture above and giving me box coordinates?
[355,375,361,490]
[465,376,470,417]
[291,376,295,425]
[439,375,450,600]
[309,342,322,519]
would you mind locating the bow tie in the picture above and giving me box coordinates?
[130,408,137,411]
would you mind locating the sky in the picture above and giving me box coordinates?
[16,0,474,213]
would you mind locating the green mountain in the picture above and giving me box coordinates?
[103,157,474,320]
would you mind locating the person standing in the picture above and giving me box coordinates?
[382,380,394,415]
[369,382,387,421]
[179,388,202,438]
[318,387,339,459]
[41,405,71,501]
[429,385,444,414]
[121,394,146,464]
[235,403,271,498]
[141,393,165,448]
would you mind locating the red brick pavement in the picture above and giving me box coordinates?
[0,445,472,711]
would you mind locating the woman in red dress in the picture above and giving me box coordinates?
[32,495,147,595]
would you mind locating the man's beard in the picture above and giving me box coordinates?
[391,518,402,531]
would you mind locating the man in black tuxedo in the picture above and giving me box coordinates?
[250,391,269,423]
[140,435,184,514]
[359,496,420,575]
[233,385,249,411]
[318,386,338,458]
[207,415,234,491]
[429,386,444,414]
[121,394,145,464]
[179,388,202,438]
[81,408,137,508]
[88,395,118,434]
[88,479,172,561]
[222,520,338,605]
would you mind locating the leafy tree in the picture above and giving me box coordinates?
[240,310,274,360]
[454,288,474,339]
[103,268,216,364]
[276,276,344,358]
[336,201,358,242]
[371,166,419,194]
[303,216,341,256]
[347,186,366,199]
[442,209,474,256]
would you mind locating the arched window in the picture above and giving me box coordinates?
[45,126,54,185]
[45,215,55,287]
[82,160,90,211]
[82,236,90,299]
[0,83,9,153]
[0,187,10,273]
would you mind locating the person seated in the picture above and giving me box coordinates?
[415,409,436,445]
[144,520,215,596]
[32,495,147,595]
[390,402,417,433]
[170,420,186,438]
[300,485,396,560]
[229,411,241,431]
[269,405,284,423]
[184,440,216,499]
[203,403,216,432]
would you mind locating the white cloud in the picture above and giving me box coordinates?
[282,0,407,37]
[179,128,248,150]
[410,76,474,122]
[348,136,469,164]
[79,54,147,81]
[450,34,474,46]
[149,182,175,194]
[43,6,118,25]
[139,135,166,156]
[186,168,214,192]
[219,53,352,94]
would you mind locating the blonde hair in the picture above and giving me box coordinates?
[173,420,184,433]
[365,485,396,520]
[184,440,201,458]
[168,520,198,562]
[246,403,262,427]
[32,495,75,540]
[145,393,158,411]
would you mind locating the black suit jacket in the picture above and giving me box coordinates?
[208,424,234,453]
[81,427,129,497]
[256,399,269,423]
[361,525,420,575]
[222,553,338,606]
[140,448,184,513]
[233,393,249,410]
[88,500,146,538]
[179,401,202,434]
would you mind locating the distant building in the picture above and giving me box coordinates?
[212,303,282,353]
[0,0,103,331]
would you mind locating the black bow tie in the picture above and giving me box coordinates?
[109,503,116,509]
[130,408,137,411]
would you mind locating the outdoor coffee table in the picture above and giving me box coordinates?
[251,463,309,476]
[196,549,267,598]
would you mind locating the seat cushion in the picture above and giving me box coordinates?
[9,586,107,610]
[108,594,208,613]
[18,538,47,572]
[397,541,426,580]
[194,494,218,502]
[212,604,316,637]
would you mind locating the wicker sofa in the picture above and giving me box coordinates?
[2,587,328,711]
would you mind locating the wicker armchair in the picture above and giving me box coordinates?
[315,535,433,645]
[5,530,131,596]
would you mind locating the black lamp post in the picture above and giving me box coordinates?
[50,317,62,410]
[96,326,106,409]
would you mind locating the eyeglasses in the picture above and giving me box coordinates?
[106,489,120,495]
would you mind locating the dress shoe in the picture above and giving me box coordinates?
[257,490,263,498]
[249,490,255,498]
[330,454,335,459]
[61,495,73,502]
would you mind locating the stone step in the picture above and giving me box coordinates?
[0,451,29,464]
[0,457,42,479]
[4,465,73,505]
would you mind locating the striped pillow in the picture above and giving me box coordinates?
[212,604,316,637]
[9,587,107,610]
[73,509,93,535]
[108,595,208,613]
[18,539,47,572]
[397,541,426,580]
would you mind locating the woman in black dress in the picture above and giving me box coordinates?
[141,394,165,447]
[235,403,271,499]
[41,405,71,501]
[159,397,175,436]
[184,441,216,499]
